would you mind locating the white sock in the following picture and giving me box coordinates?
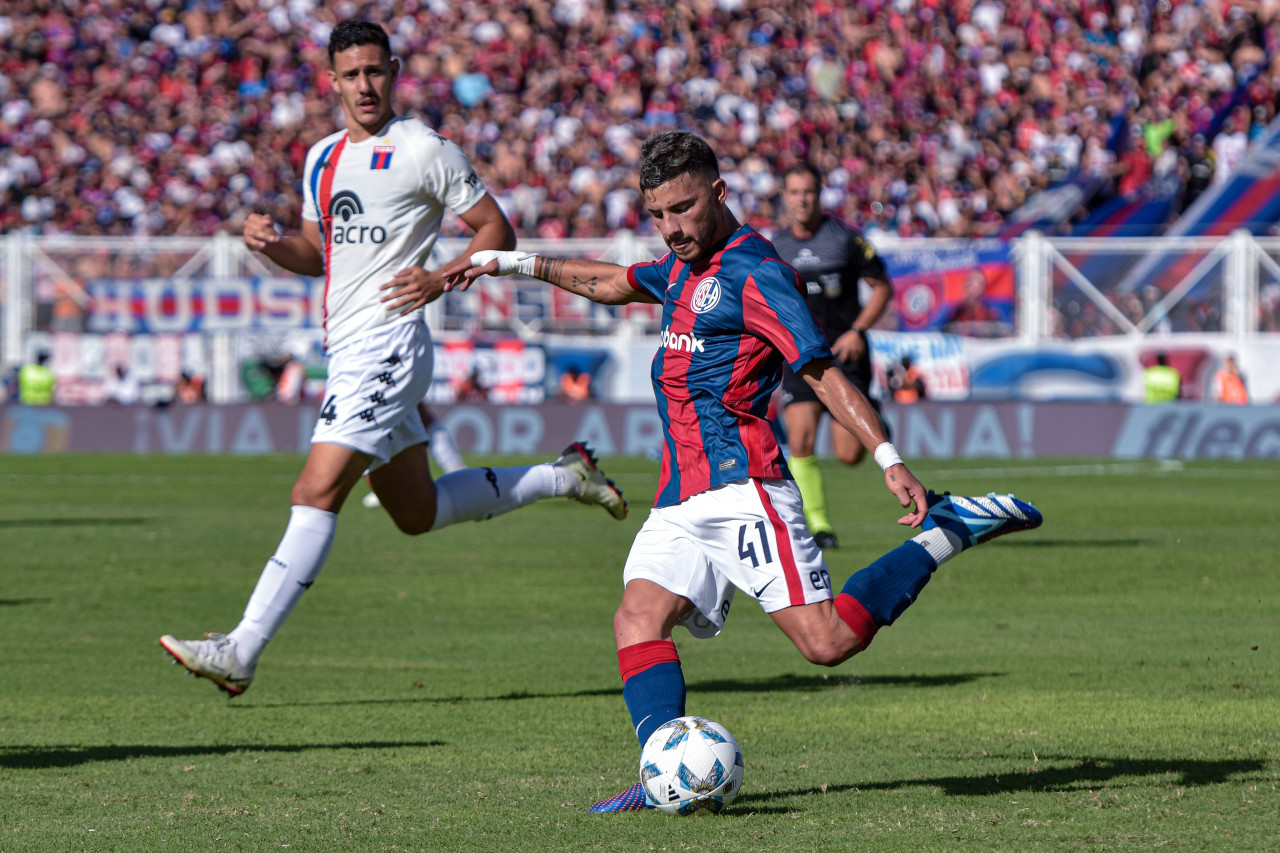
[428,423,466,474]
[228,505,337,665]
[431,464,565,529]
[912,526,965,566]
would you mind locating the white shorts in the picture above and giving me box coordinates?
[623,478,833,639]
[310,319,434,470]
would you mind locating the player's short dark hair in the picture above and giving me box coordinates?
[783,162,823,186]
[328,20,391,64]
[639,131,719,191]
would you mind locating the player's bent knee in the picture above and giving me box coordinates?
[613,604,655,636]
[391,516,433,536]
[798,635,859,667]
[837,447,866,466]
[383,506,435,536]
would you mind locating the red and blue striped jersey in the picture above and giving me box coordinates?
[627,225,832,508]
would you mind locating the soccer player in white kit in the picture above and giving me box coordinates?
[159,21,626,696]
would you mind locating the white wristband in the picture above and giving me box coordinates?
[470,250,539,277]
[873,441,903,471]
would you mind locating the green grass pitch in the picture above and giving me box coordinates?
[1,453,1276,851]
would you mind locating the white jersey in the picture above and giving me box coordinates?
[301,115,486,348]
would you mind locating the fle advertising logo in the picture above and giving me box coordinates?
[1114,406,1280,458]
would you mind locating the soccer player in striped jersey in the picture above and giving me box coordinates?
[160,20,625,697]
[446,131,1043,812]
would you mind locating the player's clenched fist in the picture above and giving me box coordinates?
[243,213,281,251]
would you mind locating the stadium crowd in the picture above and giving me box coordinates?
[0,0,1277,242]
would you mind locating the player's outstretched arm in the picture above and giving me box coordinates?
[380,194,517,315]
[243,214,324,277]
[799,358,927,527]
[442,251,645,306]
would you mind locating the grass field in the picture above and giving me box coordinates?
[1,453,1277,852]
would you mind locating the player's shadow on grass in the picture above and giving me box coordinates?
[237,672,1000,709]
[0,598,52,606]
[688,672,1001,694]
[0,517,149,528]
[740,756,1268,812]
[0,740,445,770]
[996,538,1147,548]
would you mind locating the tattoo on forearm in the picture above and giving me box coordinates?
[537,257,565,284]
[536,257,598,295]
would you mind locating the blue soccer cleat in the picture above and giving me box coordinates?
[588,781,655,813]
[921,491,1043,550]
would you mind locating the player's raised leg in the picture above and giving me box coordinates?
[828,491,1043,653]
[423,441,626,530]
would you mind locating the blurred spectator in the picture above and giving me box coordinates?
[455,367,487,402]
[103,364,140,405]
[1143,353,1182,403]
[1211,115,1249,187]
[1213,354,1250,404]
[558,366,593,403]
[889,356,926,405]
[175,371,206,404]
[18,351,56,405]
[1180,134,1215,210]
[273,351,307,405]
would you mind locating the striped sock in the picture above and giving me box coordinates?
[619,640,686,747]
[835,541,937,650]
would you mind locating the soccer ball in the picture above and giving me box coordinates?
[639,716,744,815]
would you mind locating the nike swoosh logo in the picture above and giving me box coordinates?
[751,579,775,597]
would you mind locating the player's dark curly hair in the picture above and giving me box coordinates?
[639,131,719,191]
[328,20,391,63]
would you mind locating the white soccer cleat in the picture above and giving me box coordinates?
[159,632,255,696]
[361,491,382,509]
[921,491,1043,550]
[555,442,627,520]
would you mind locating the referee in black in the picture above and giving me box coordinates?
[771,163,892,550]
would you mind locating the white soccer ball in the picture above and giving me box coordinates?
[639,715,744,815]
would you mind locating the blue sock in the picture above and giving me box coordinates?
[618,640,686,746]
[839,540,938,630]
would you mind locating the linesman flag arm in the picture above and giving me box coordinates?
[441,250,655,306]
[798,358,927,527]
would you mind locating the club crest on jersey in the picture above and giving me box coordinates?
[690,277,722,314]
[371,146,394,170]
